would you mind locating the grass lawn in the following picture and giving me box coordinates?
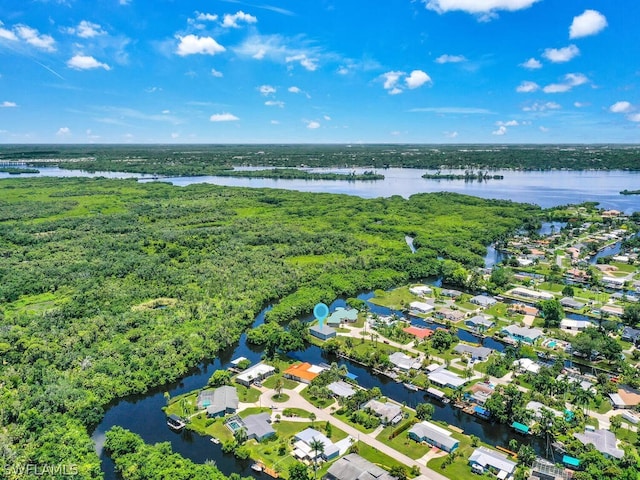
[165,392,198,417]
[538,282,565,293]
[355,442,417,477]
[377,414,429,460]
[272,393,290,403]
[333,411,379,434]
[236,384,261,403]
[239,406,271,418]
[282,407,314,419]
[427,432,500,480]
[300,386,336,409]
[595,400,612,414]
[455,301,477,311]
[615,426,638,445]
[262,374,299,391]
[370,286,417,310]
[484,302,509,318]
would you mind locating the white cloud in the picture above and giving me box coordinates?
[405,70,432,89]
[516,81,539,93]
[265,100,284,108]
[270,120,280,125]
[446,131,459,138]
[15,25,56,51]
[496,120,519,127]
[609,101,632,114]
[0,22,18,41]
[196,12,219,22]
[520,58,542,69]
[381,71,403,91]
[539,126,549,132]
[435,54,466,64]
[56,127,71,136]
[410,107,494,114]
[570,10,607,39]
[67,20,106,38]
[389,87,403,95]
[492,125,507,135]
[337,66,349,75]
[67,54,111,70]
[543,44,579,63]
[323,115,331,121]
[210,113,239,122]
[285,54,317,71]
[288,86,301,94]
[0,101,17,108]
[162,110,171,114]
[171,132,180,139]
[628,113,640,122]
[259,85,276,96]
[522,101,561,112]
[211,68,223,78]
[176,34,225,56]
[543,73,588,93]
[424,0,540,19]
[222,11,257,28]
[306,120,320,129]
[574,101,589,108]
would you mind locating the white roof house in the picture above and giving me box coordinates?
[560,318,593,332]
[468,447,517,477]
[363,400,403,425]
[388,352,422,371]
[525,401,562,419]
[294,428,340,460]
[574,429,624,459]
[513,358,541,374]
[470,295,497,307]
[509,287,554,300]
[409,301,434,314]
[327,381,356,398]
[410,285,432,297]
[235,363,275,386]
[428,367,466,389]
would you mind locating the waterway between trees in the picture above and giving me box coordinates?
[92,290,550,480]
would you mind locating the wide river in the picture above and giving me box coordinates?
[3,166,640,211]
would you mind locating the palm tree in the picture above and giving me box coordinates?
[536,408,557,461]
[309,438,325,479]
[309,412,316,428]
[274,377,284,399]
[573,387,591,415]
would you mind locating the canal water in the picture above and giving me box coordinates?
[93,292,544,480]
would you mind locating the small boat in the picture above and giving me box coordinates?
[210,437,220,444]
[403,383,419,391]
[251,464,264,472]
[167,414,186,431]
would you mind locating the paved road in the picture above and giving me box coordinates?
[256,387,450,480]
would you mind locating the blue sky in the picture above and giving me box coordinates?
[0,0,638,143]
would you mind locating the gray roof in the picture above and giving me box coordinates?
[622,326,640,341]
[428,367,466,388]
[326,453,397,480]
[295,428,339,458]
[470,295,497,306]
[468,447,516,474]
[408,421,458,451]
[199,386,239,414]
[466,315,494,327]
[388,351,421,370]
[363,400,402,423]
[502,324,543,340]
[574,429,623,459]
[560,297,585,309]
[453,344,493,359]
[243,412,274,439]
[327,381,356,398]
[310,324,337,335]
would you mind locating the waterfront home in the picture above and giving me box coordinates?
[560,318,593,333]
[454,344,492,362]
[402,325,433,340]
[310,324,337,340]
[408,421,459,452]
[560,297,585,310]
[435,307,465,323]
[235,363,275,387]
[574,428,624,459]
[513,358,541,374]
[602,276,625,289]
[428,367,466,389]
[509,287,554,301]
[470,295,497,308]
[525,401,562,420]
[465,315,495,331]
[242,412,275,442]
[621,326,640,345]
[197,386,239,417]
[284,362,325,384]
[507,304,539,316]
[362,399,403,425]
[441,289,462,298]
[388,351,422,371]
[501,325,543,344]
[293,428,340,461]
[468,446,516,478]
[326,307,358,327]
[325,454,397,480]
[327,381,356,398]
[409,301,434,314]
[409,285,432,297]
[601,305,624,317]
[609,386,640,409]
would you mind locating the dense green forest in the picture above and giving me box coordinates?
[0,177,539,478]
[3,144,640,174]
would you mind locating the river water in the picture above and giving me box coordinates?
[93,292,547,480]
[4,166,640,211]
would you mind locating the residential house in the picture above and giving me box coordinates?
[440,289,462,298]
[453,344,493,361]
[235,363,275,387]
[284,362,325,384]
[509,287,554,301]
[326,307,358,327]
[525,401,563,420]
[388,351,422,371]
[602,276,625,289]
[409,301,434,314]
[507,304,539,316]
[402,325,433,340]
[362,400,403,425]
[601,305,624,317]
[470,295,497,308]
[293,428,340,461]
[501,325,543,344]
[513,358,541,374]
[408,421,459,452]
[197,386,239,417]
[435,307,465,323]
[621,326,640,345]
[242,412,275,442]
[560,297,585,310]
[327,381,356,399]
[465,315,495,331]
[409,285,432,297]
[574,428,624,459]
[560,318,593,332]
[609,386,640,409]
[428,367,466,389]
[325,454,397,480]
[468,447,517,478]
[310,324,337,340]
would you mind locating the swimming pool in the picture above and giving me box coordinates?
[226,420,243,432]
